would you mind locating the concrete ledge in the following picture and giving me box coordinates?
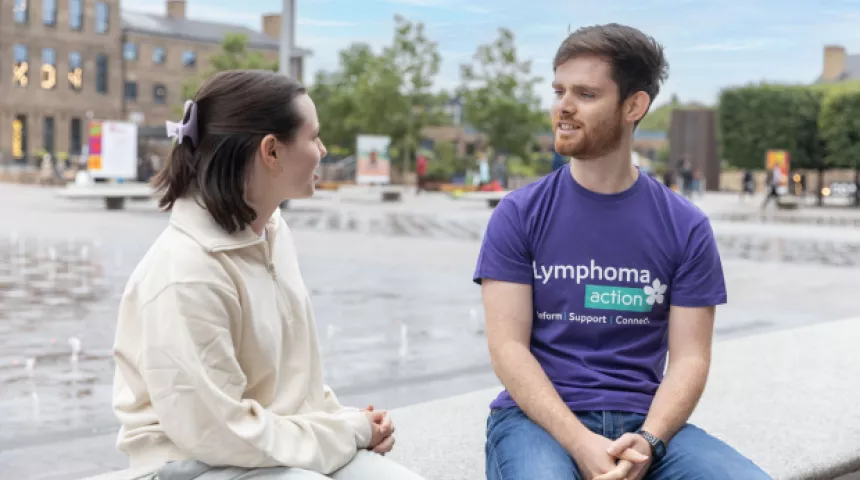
[83,317,860,480]
[83,468,154,480]
[391,317,860,480]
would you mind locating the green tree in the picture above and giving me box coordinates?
[718,84,822,171]
[819,88,860,205]
[179,34,277,107]
[309,15,446,168]
[718,83,829,203]
[384,15,446,172]
[310,43,405,155]
[458,28,545,161]
[426,140,470,181]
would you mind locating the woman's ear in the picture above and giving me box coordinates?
[259,134,279,169]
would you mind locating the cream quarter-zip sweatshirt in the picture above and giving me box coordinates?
[111,196,372,474]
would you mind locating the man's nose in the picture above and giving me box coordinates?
[557,94,576,116]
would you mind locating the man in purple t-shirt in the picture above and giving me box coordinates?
[474,24,769,480]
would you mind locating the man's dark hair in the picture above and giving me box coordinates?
[153,70,307,233]
[554,23,668,119]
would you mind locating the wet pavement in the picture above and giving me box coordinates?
[1,184,860,479]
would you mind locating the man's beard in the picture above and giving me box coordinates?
[555,110,624,160]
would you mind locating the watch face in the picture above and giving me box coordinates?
[653,441,666,458]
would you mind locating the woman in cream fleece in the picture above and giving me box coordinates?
[111,70,424,480]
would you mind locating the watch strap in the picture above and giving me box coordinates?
[636,429,667,462]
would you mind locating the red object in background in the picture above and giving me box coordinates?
[480,180,503,192]
[416,155,427,176]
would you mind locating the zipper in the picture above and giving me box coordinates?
[261,237,277,281]
[261,234,294,321]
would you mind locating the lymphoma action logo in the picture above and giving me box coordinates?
[533,260,666,312]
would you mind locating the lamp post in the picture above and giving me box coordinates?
[278,0,296,210]
[278,0,295,78]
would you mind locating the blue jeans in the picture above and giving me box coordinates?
[485,407,771,480]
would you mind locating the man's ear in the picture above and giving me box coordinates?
[625,91,651,124]
[259,134,279,169]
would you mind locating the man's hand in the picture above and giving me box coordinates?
[363,409,396,455]
[569,431,649,479]
[594,433,653,480]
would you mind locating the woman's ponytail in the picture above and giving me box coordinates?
[152,141,197,211]
[153,99,201,211]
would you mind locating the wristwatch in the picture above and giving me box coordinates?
[636,429,667,462]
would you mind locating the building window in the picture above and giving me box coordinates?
[43,0,57,26]
[125,81,138,101]
[68,52,83,91]
[152,47,166,65]
[70,118,82,155]
[41,48,57,90]
[12,115,28,162]
[13,44,29,88]
[96,54,108,94]
[14,0,28,24]
[124,43,138,61]
[69,0,83,30]
[44,117,55,154]
[95,2,109,34]
[183,50,197,68]
[154,84,167,104]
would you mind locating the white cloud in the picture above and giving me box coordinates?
[681,38,788,53]
[384,0,451,6]
[463,5,492,14]
[384,0,495,14]
[299,32,392,80]
[297,17,357,27]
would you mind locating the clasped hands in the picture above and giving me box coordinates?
[362,404,395,455]
[573,431,654,480]
[358,403,653,476]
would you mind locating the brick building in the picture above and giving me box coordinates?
[0,0,309,164]
[816,45,860,83]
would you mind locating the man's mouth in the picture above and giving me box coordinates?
[557,122,580,132]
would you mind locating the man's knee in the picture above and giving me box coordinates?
[648,424,771,480]
[485,408,579,480]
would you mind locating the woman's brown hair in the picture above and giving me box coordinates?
[152,70,307,233]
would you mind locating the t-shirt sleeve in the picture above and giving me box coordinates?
[473,197,533,285]
[670,218,727,307]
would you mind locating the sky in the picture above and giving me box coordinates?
[131,0,860,109]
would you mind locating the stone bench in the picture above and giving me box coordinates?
[381,190,402,202]
[456,191,508,208]
[56,183,155,210]
[777,196,800,210]
[84,317,860,480]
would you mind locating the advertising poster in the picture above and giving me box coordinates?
[356,134,391,184]
[87,120,138,179]
[765,150,790,185]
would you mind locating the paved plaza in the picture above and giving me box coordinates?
[1,183,859,479]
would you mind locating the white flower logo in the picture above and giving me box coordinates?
[644,279,667,305]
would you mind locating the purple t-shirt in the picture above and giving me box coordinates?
[473,165,727,414]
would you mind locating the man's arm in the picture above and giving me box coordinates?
[482,279,592,447]
[640,304,715,443]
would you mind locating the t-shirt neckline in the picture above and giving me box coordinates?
[564,163,645,203]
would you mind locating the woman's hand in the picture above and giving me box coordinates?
[363,406,396,455]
